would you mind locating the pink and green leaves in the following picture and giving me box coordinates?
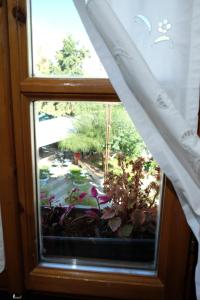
[91,186,98,198]
[90,186,110,209]
[79,192,87,202]
[108,217,122,232]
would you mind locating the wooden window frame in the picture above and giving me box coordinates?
[0,0,24,294]
[0,0,195,299]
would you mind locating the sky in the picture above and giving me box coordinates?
[30,0,107,77]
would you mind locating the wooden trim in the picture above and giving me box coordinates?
[20,98,39,273]
[20,93,119,101]
[20,78,119,101]
[0,272,8,290]
[7,0,28,81]
[0,0,24,293]
[6,0,33,283]
[26,267,164,300]
[158,179,191,300]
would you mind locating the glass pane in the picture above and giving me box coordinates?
[29,0,107,78]
[34,101,162,271]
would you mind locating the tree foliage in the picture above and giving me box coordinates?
[110,106,145,157]
[37,35,90,116]
[59,104,145,159]
[53,35,90,76]
[36,35,145,159]
[37,35,90,77]
[37,101,77,117]
[59,104,106,153]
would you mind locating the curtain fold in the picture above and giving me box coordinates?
[74,0,200,297]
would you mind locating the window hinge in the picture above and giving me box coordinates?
[12,6,26,25]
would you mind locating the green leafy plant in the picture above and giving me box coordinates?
[102,155,160,238]
[65,187,99,207]
[40,189,55,206]
[59,105,106,154]
[41,157,160,239]
[41,186,111,237]
[67,166,89,185]
[39,166,50,179]
[110,106,145,158]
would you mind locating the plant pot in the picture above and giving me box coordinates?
[39,176,49,186]
[42,235,155,262]
[41,206,156,263]
[74,152,81,160]
[73,181,88,188]
[73,152,81,164]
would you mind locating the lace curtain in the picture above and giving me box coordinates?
[74,0,200,297]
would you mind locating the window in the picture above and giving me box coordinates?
[1,0,193,298]
[30,0,107,78]
[28,0,163,272]
[34,101,161,270]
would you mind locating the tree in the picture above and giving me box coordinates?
[37,101,77,117]
[36,57,53,75]
[59,103,106,153]
[37,35,90,77]
[110,106,145,157]
[37,35,90,116]
[36,36,145,160]
[53,35,90,76]
[59,104,145,160]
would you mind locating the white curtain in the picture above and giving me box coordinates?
[74,0,200,297]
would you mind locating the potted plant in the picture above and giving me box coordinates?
[101,155,159,239]
[73,152,81,165]
[41,156,160,263]
[66,166,90,188]
[65,187,98,207]
[39,166,50,185]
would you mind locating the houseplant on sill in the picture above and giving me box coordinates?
[41,156,160,262]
